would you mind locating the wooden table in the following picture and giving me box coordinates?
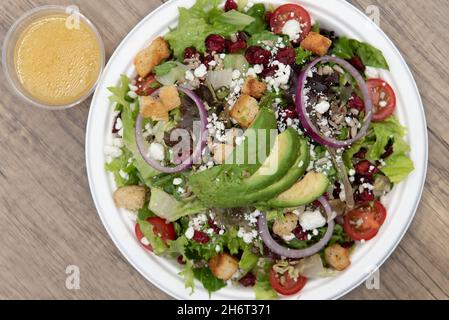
[0,0,447,300]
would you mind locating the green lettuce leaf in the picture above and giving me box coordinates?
[254,278,278,300]
[332,37,389,70]
[239,246,259,274]
[149,188,206,222]
[247,30,290,47]
[105,147,140,187]
[154,61,178,76]
[343,117,414,183]
[108,75,160,185]
[193,267,227,293]
[137,219,167,255]
[244,4,267,35]
[295,47,313,65]
[381,154,414,184]
[165,3,253,59]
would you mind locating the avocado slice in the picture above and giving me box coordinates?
[189,129,300,208]
[263,171,330,208]
[229,107,277,166]
[244,137,310,204]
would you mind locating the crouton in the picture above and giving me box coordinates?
[242,76,267,99]
[139,96,169,121]
[134,37,171,78]
[300,32,332,57]
[324,244,351,271]
[230,94,259,128]
[213,144,234,164]
[159,85,181,111]
[209,253,239,281]
[272,212,299,237]
[113,186,147,211]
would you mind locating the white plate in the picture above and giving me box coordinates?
[86,0,428,300]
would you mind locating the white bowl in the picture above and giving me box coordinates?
[86,0,428,300]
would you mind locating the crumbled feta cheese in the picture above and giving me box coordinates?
[185,70,195,81]
[379,100,387,108]
[173,178,183,186]
[312,229,319,236]
[104,145,122,158]
[282,233,296,242]
[194,64,208,78]
[232,70,241,80]
[237,227,259,244]
[127,91,138,99]
[299,210,327,231]
[253,64,263,74]
[349,169,356,176]
[315,100,331,114]
[185,227,195,240]
[365,66,380,79]
[282,19,302,42]
[148,142,165,161]
[215,245,221,253]
[129,84,138,92]
[140,237,150,246]
[119,169,129,180]
[177,187,185,194]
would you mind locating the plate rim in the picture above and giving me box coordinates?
[86,0,428,300]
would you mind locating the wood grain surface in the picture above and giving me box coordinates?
[0,0,447,300]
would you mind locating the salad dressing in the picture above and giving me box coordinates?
[14,14,101,106]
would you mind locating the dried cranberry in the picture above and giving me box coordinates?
[239,273,257,287]
[177,256,186,265]
[193,231,210,244]
[349,93,365,111]
[208,219,221,234]
[276,47,296,65]
[263,244,282,260]
[260,65,277,78]
[224,0,238,12]
[245,46,272,65]
[265,11,273,24]
[354,189,375,203]
[202,54,215,68]
[355,160,379,177]
[236,31,248,42]
[348,55,365,72]
[333,182,342,199]
[284,108,298,119]
[205,34,226,53]
[226,39,247,53]
[293,226,308,241]
[112,113,122,134]
[184,47,198,60]
[354,148,367,160]
[382,140,394,159]
[341,241,355,249]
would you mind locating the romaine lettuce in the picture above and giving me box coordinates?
[343,117,414,183]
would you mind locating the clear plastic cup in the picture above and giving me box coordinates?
[2,5,105,110]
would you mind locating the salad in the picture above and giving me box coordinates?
[105,0,414,299]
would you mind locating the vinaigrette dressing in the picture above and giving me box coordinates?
[14,14,101,106]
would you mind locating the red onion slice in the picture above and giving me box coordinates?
[135,86,208,174]
[258,197,335,259]
[296,56,373,149]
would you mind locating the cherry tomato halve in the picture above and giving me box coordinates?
[135,217,176,251]
[270,4,311,43]
[269,268,307,296]
[366,79,396,122]
[343,201,387,241]
[135,74,159,96]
